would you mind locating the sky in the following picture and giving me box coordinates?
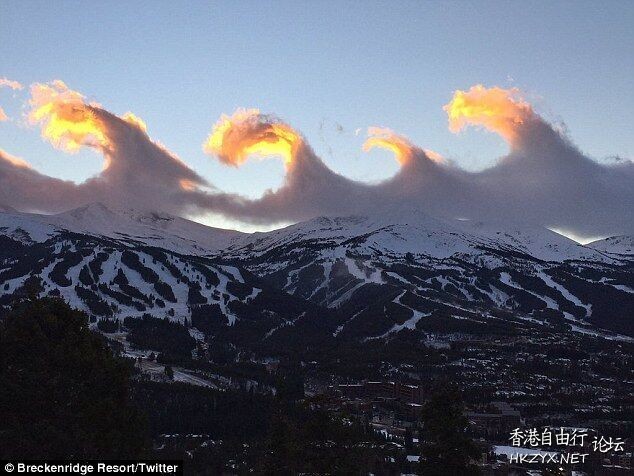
[0,1,633,237]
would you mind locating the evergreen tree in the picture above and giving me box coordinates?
[419,383,481,475]
[404,427,414,454]
[275,360,305,402]
[164,365,174,379]
[0,298,148,458]
[256,411,302,474]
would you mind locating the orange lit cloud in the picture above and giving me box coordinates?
[363,128,445,166]
[8,80,209,214]
[28,81,108,153]
[0,148,31,169]
[422,149,446,164]
[0,106,7,122]
[179,179,198,191]
[1,80,631,239]
[363,127,416,165]
[203,108,302,167]
[0,78,23,91]
[444,85,534,143]
[122,111,148,133]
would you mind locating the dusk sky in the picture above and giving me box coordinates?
[1,1,633,236]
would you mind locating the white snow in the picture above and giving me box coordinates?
[1,203,631,340]
[345,257,384,284]
[2,203,243,255]
[499,272,559,311]
[538,271,591,317]
[588,235,634,256]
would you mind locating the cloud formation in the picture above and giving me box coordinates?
[0,77,23,122]
[444,84,533,143]
[0,78,23,91]
[1,81,208,214]
[0,81,632,239]
[28,81,108,153]
[203,108,301,167]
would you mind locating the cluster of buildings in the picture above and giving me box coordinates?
[328,381,425,436]
[466,401,523,439]
[318,381,632,475]
[327,381,522,440]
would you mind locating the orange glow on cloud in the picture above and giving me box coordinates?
[422,149,446,164]
[443,84,533,143]
[0,78,23,90]
[0,148,31,169]
[203,108,301,167]
[362,127,416,165]
[0,107,7,122]
[122,112,148,133]
[179,179,197,191]
[28,81,108,153]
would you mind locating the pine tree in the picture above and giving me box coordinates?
[164,365,174,379]
[0,298,148,458]
[419,383,481,475]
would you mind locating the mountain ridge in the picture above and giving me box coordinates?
[0,203,632,340]
[588,235,634,256]
[0,202,244,254]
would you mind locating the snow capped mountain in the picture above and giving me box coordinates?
[225,200,611,264]
[224,213,633,338]
[227,212,481,260]
[588,235,634,256]
[0,202,243,254]
[0,208,60,242]
[0,203,632,340]
[0,219,330,347]
[455,220,610,262]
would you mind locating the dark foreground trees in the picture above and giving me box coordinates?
[0,297,486,472]
[0,298,148,459]
[419,383,481,475]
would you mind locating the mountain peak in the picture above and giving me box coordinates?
[56,201,119,221]
[588,235,634,256]
[7,202,243,254]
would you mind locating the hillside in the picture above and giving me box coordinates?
[1,204,632,340]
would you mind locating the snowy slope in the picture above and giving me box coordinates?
[228,210,610,263]
[223,212,633,338]
[0,203,243,254]
[456,220,609,262]
[0,209,61,242]
[0,228,324,341]
[588,235,634,256]
[0,204,632,339]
